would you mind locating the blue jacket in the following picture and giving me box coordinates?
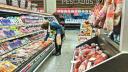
[44,22,63,41]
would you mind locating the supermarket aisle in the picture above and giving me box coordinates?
[36,30,79,72]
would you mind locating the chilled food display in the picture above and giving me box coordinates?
[88,0,123,44]
[0,10,56,72]
[0,15,44,40]
[73,43,108,72]
[0,61,17,72]
[78,21,96,43]
[0,31,46,55]
[0,37,53,71]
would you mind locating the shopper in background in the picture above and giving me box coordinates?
[41,21,64,56]
[112,0,122,43]
[53,12,65,40]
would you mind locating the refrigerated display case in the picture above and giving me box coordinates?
[71,0,128,72]
[0,4,56,72]
[71,35,128,72]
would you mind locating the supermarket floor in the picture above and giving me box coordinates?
[36,30,79,72]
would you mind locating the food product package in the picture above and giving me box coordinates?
[56,34,61,45]
[0,45,5,55]
[114,0,123,26]
[12,0,18,7]
[0,29,6,39]
[0,61,17,72]
[78,60,88,72]
[20,0,26,8]
[104,0,115,31]
[73,43,109,72]
[26,0,31,10]
[0,0,7,4]
[94,0,109,28]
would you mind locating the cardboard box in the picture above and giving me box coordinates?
[20,0,26,8]
[12,0,18,7]
[0,0,11,5]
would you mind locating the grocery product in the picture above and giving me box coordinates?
[0,61,17,72]
[0,29,6,39]
[12,0,19,7]
[114,0,123,26]
[0,45,5,55]
[0,0,7,4]
[104,0,115,31]
[20,0,26,8]
[1,38,52,67]
[78,21,95,43]
[73,43,108,72]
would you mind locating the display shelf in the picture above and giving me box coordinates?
[33,44,55,72]
[71,36,121,72]
[85,52,128,72]
[64,23,80,30]
[14,42,55,72]
[1,37,44,58]
[0,30,44,43]
[0,23,43,28]
[71,0,128,72]
[99,34,119,50]
[0,3,57,72]
[0,4,51,15]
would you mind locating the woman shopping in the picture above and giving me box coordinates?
[41,21,64,56]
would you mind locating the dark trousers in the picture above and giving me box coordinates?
[54,34,64,53]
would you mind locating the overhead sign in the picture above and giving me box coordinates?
[57,0,104,8]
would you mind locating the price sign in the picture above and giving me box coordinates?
[57,0,104,8]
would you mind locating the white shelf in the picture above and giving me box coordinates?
[0,4,51,15]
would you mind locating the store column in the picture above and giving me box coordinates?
[44,0,56,14]
[120,0,128,52]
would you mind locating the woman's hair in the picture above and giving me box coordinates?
[41,21,50,29]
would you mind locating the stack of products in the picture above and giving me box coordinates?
[0,0,38,12]
[0,32,45,55]
[78,21,96,43]
[0,37,53,71]
[0,15,43,40]
[73,43,108,72]
[0,61,17,72]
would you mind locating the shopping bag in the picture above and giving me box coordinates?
[56,34,61,45]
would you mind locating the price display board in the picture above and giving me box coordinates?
[56,0,104,8]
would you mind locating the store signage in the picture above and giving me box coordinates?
[57,0,104,8]
[62,0,92,4]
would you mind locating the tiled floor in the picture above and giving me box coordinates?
[36,30,79,72]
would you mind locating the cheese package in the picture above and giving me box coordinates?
[0,61,17,72]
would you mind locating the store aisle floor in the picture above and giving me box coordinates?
[36,30,79,72]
